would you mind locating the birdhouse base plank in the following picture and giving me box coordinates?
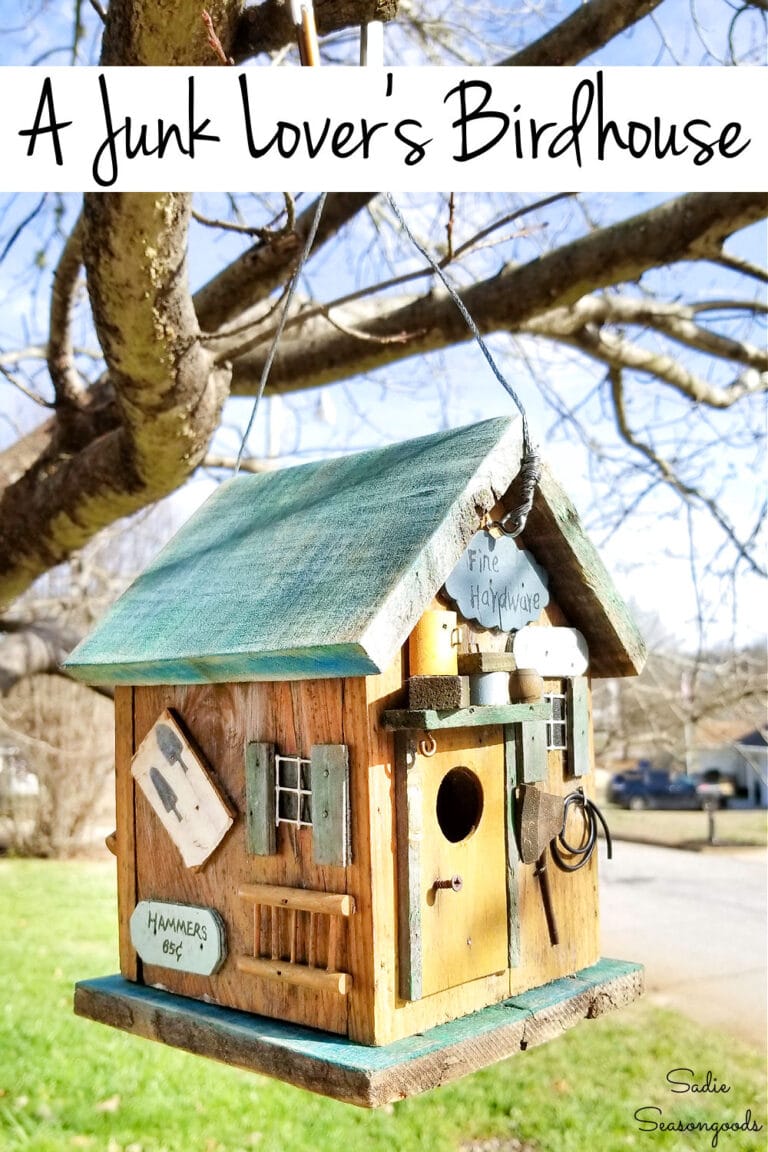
[74,957,643,1109]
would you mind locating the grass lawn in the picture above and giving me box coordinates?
[1,858,765,1152]
[603,805,767,850]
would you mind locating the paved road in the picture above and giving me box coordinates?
[599,840,767,1053]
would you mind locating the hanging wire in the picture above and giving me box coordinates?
[385,192,541,537]
[234,192,328,475]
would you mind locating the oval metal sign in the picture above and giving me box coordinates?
[513,625,589,676]
[129,900,227,976]
[444,530,549,632]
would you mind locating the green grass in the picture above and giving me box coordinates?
[1,859,765,1152]
[604,805,768,849]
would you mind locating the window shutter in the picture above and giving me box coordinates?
[310,744,351,867]
[244,742,276,855]
[503,727,522,968]
[517,719,548,783]
[567,677,590,777]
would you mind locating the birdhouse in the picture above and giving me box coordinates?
[66,417,646,1107]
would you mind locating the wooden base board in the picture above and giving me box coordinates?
[74,957,642,1108]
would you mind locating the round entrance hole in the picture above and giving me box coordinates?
[436,766,484,843]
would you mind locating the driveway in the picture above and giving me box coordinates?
[599,840,767,1053]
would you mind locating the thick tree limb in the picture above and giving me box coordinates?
[0,620,80,695]
[0,194,231,608]
[228,192,768,395]
[500,0,665,66]
[232,0,398,62]
[100,0,241,65]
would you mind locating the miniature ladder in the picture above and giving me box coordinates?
[237,884,355,995]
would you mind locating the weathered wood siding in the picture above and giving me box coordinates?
[124,679,357,1037]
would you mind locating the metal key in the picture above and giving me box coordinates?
[534,852,559,946]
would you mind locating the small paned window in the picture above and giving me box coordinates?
[544,693,567,751]
[275,755,313,828]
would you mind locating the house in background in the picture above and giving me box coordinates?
[697,726,768,808]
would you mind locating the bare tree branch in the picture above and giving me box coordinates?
[500,0,665,66]
[195,192,377,333]
[47,213,86,408]
[226,192,768,396]
[608,367,766,578]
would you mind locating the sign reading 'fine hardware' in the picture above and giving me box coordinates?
[444,530,549,632]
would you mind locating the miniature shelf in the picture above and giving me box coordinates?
[74,957,643,1109]
[383,702,549,731]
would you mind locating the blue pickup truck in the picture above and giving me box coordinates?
[609,768,704,810]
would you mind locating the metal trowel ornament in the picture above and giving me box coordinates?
[444,530,549,632]
[518,785,565,948]
[517,785,565,864]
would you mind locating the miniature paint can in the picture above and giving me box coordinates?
[469,671,510,706]
[508,667,544,703]
[409,610,461,676]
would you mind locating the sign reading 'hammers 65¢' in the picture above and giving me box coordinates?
[129,900,226,976]
[444,530,549,632]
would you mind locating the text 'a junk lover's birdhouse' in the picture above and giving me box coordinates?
[66,417,646,1108]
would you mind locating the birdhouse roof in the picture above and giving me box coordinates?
[65,417,645,685]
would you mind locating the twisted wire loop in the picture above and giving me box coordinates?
[385,192,541,538]
[487,449,542,538]
[550,787,613,873]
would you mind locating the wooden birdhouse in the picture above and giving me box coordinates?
[67,417,646,1107]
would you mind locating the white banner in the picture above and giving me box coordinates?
[0,66,764,192]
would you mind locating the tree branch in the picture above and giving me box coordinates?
[500,0,665,66]
[48,213,86,408]
[195,192,377,333]
[0,620,81,695]
[558,320,766,409]
[227,192,768,396]
[608,367,766,578]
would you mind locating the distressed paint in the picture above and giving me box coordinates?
[245,742,276,856]
[65,418,524,684]
[517,720,549,784]
[395,733,422,1002]
[383,702,549,731]
[567,677,591,777]
[74,959,644,1106]
[503,727,522,968]
[65,419,646,686]
[310,744,351,867]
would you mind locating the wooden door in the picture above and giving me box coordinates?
[398,728,509,999]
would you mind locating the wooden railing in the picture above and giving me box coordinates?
[236,883,355,995]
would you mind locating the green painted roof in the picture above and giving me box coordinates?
[65,417,645,685]
[66,418,526,684]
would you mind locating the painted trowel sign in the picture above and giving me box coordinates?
[131,710,234,868]
[444,530,549,632]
